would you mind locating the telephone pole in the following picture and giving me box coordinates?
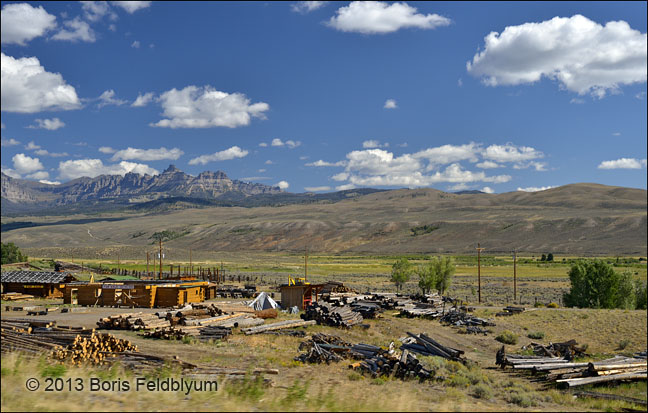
[476,243,485,303]
[146,252,150,276]
[189,248,193,276]
[158,238,163,280]
[304,247,309,282]
[512,250,517,303]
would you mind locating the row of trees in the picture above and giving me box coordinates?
[563,260,647,310]
[390,256,454,295]
[1,242,28,265]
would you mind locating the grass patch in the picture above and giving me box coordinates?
[495,330,518,345]
[527,331,545,340]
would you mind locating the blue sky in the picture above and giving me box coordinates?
[1,1,646,193]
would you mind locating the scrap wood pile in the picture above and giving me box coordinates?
[212,285,256,299]
[496,346,647,388]
[439,309,495,328]
[1,319,137,365]
[400,332,466,363]
[521,339,588,360]
[301,302,364,327]
[1,292,34,301]
[496,306,525,317]
[294,333,434,381]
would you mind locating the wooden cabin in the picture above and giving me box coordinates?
[280,284,324,310]
[1,271,78,298]
[64,280,207,308]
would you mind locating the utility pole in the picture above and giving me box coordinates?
[476,243,485,303]
[189,249,192,276]
[513,250,517,303]
[146,252,149,276]
[159,238,163,280]
[304,247,309,282]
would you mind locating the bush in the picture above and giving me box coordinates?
[635,281,647,310]
[495,331,518,345]
[471,384,493,399]
[534,301,545,308]
[547,302,559,308]
[617,339,630,350]
[527,331,545,340]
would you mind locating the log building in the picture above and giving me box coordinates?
[1,271,78,298]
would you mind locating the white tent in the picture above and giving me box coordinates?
[248,291,280,311]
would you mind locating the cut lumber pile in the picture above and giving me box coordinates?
[1,292,34,301]
[254,308,278,319]
[496,306,525,317]
[301,302,364,327]
[97,313,170,330]
[242,319,316,335]
[440,309,495,327]
[400,332,466,363]
[496,346,647,388]
[195,326,232,341]
[142,327,188,340]
[352,348,434,381]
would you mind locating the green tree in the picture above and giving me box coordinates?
[563,260,622,309]
[433,256,455,295]
[416,263,437,295]
[1,242,28,265]
[390,258,413,292]
[540,254,547,262]
[547,253,554,262]
[615,272,636,309]
[635,280,647,310]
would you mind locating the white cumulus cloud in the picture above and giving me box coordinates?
[306,159,347,167]
[384,99,397,109]
[276,180,290,190]
[481,144,544,163]
[99,146,116,154]
[111,1,152,13]
[271,138,301,148]
[362,140,389,148]
[12,153,44,174]
[152,85,269,129]
[1,53,81,113]
[26,170,49,180]
[467,15,647,98]
[292,1,327,13]
[110,147,184,162]
[327,1,451,34]
[597,158,647,169]
[98,89,127,108]
[25,141,41,150]
[1,3,57,45]
[188,146,248,165]
[476,160,501,169]
[51,17,96,42]
[27,117,65,130]
[131,92,154,107]
[58,159,159,180]
[1,138,21,147]
[39,179,60,185]
[481,186,494,194]
[517,186,555,192]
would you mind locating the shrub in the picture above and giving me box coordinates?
[471,384,493,400]
[495,331,518,345]
[547,302,559,308]
[1,242,27,265]
[534,301,545,308]
[390,258,413,292]
[527,331,545,340]
[635,281,647,310]
[617,339,630,350]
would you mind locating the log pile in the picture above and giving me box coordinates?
[301,302,364,327]
[195,326,232,341]
[496,346,647,388]
[496,306,525,317]
[440,309,495,327]
[400,332,466,363]
[351,348,434,381]
[242,319,316,335]
[97,312,170,330]
[51,332,137,365]
[142,327,188,340]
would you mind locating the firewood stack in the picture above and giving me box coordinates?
[97,313,171,330]
[301,302,364,327]
[496,346,647,388]
[51,332,137,365]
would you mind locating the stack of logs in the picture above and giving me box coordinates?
[496,306,525,317]
[1,319,137,365]
[496,346,647,388]
[440,309,495,328]
[400,332,466,363]
[242,319,316,335]
[301,302,364,328]
[97,313,170,330]
[521,339,588,360]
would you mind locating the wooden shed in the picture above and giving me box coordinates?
[280,284,324,310]
[64,280,207,308]
[1,271,77,298]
